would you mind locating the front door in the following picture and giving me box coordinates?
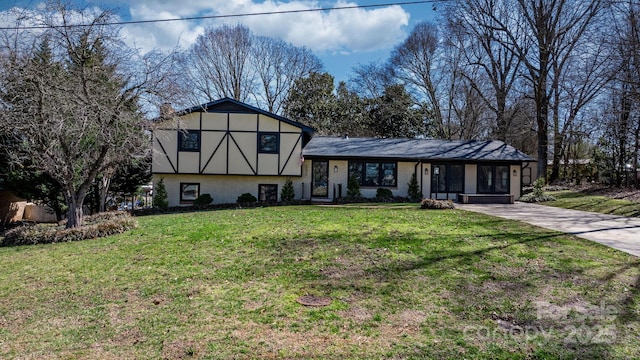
[312,160,329,198]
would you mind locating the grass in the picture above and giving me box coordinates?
[0,205,638,359]
[547,190,640,217]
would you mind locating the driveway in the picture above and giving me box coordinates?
[457,202,640,257]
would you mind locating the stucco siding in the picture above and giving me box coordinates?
[229,113,258,131]
[231,132,258,173]
[510,165,521,200]
[201,132,226,173]
[280,134,303,176]
[280,121,301,133]
[201,112,227,131]
[152,130,177,173]
[154,174,306,206]
[421,162,431,199]
[258,154,279,175]
[258,114,280,131]
[178,113,200,129]
[178,152,199,173]
[465,164,477,194]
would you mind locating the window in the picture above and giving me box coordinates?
[180,183,199,202]
[348,161,397,187]
[312,160,329,197]
[258,132,279,153]
[431,164,464,194]
[178,130,200,152]
[259,184,278,202]
[478,164,510,194]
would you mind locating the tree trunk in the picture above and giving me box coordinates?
[549,84,562,184]
[550,137,563,184]
[64,187,88,228]
[65,194,84,228]
[494,92,508,142]
[535,76,549,183]
[99,175,111,212]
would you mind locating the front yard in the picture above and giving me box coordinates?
[0,205,638,359]
[547,188,640,217]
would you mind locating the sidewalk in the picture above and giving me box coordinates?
[457,202,640,257]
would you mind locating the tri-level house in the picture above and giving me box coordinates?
[152,98,535,206]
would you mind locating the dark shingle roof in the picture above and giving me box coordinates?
[302,137,534,162]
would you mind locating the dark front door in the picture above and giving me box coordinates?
[312,160,329,197]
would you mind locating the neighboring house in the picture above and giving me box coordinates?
[152,98,535,206]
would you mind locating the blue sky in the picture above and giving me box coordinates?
[0,0,439,83]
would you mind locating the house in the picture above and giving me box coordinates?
[302,137,535,203]
[152,98,535,206]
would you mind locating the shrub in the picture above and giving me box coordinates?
[237,193,257,204]
[1,211,137,246]
[420,198,455,210]
[281,178,295,202]
[153,178,169,209]
[347,175,361,198]
[520,177,556,203]
[407,172,422,202]
[376,188,393,199]
[193,193,213,205]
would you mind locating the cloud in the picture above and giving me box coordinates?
[0,0,410,55]
[121,0,410,53]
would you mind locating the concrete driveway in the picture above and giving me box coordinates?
[457,202,640,257]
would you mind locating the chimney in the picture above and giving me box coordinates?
[159,103,175,120]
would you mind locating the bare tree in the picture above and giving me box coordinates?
[0,2,157,228]
[446,0,524,142]
[467,0,608,181]
[602,1,640,187]
[251,36,322,114]
[349,62,395,100]
[390,22,448,138]
[187,24,255,103]
[548,37,614,182]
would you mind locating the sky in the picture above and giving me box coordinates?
[0,0,440,83]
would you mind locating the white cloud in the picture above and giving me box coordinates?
[121,0,410,53]
[0,0,411,57]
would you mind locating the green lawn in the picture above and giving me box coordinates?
[0,205,638,359]
[547,190,640,217]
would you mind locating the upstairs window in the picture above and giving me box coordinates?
[178,130,200,152]
[258,132,279,153]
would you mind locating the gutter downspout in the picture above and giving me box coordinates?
[415,161,422,199]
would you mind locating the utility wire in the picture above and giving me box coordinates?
[0,0,450,30]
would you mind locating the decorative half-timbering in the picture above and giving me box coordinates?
[151,98,535,206]
[153,99,312,177]
[152,98,313,205]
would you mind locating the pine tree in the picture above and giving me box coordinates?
[280,178,295,202]
[407,172,422,202]
[153,178,169,209]
[347,175,361,198]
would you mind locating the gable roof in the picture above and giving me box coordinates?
[302,137,534,162]
[177,97,314,135]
